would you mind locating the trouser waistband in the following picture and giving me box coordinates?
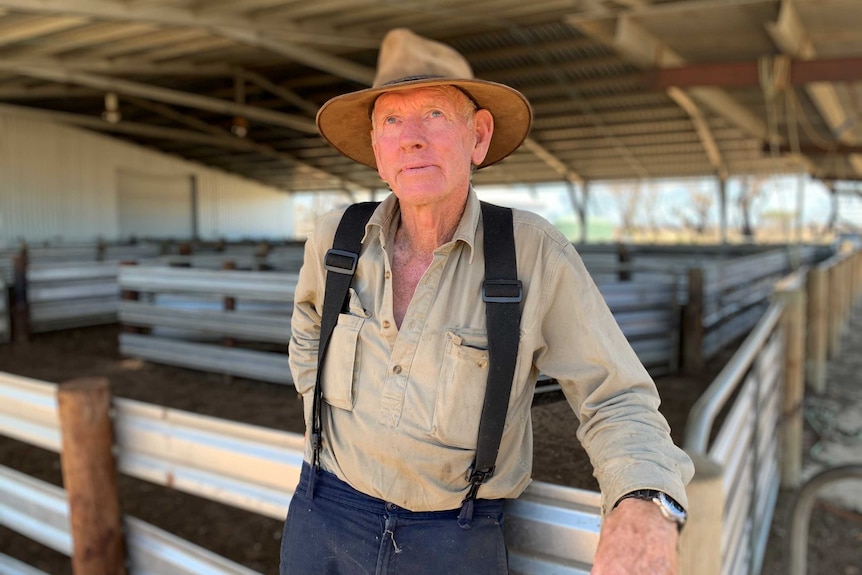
[296,461,504,518]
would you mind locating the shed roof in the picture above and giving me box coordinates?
[0,0,860,193]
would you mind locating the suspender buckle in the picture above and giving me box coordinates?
[465,465,496,484]
[482,279,522,303]
[324,249,359,275]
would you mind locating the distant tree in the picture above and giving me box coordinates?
[737,176,765,241]
[641,182,661,240]
[763,209,795,241]
[672,186,714,237]
[607,182,642,240]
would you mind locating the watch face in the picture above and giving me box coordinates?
[655,492,687,525]
[662,493,684,513]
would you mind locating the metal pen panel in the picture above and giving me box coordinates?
[0,373,60,451]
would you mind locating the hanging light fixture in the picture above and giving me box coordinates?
[102,92,121,124]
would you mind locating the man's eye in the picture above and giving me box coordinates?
[429,110,443,118]
[384,116,397,124]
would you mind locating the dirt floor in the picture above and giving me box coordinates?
[0,324,859,574]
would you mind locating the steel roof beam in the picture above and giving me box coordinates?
[572,13,732,179]
[643,56,862,90]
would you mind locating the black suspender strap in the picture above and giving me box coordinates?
[308,201,378,497]
[309,200,521,519]
[458,202,522,529]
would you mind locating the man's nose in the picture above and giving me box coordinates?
[399,117,426,149]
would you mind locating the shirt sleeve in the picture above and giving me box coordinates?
[534,242,694,516]
[288,230,322,400]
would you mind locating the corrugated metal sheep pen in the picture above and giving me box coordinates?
[1,248,860,574]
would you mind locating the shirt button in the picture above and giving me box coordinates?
[393,365,402,374]
[382,320,391,329]
[385,271,391,279]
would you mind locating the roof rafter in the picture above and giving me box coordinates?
[572,12,734,179]
[0,0,378,83]
[0,63,318,132]
[0,56,232,76]
[766,0,862,176]
[0,0,378,46]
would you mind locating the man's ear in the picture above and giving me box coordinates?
[471,109,494,166]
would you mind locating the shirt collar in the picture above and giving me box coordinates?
[365,187,481,264]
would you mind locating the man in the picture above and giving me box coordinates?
[282,28,694,575]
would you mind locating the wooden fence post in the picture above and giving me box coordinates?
[57,377,126,575]
[255,241,272,271]
[682,268,704,373]
[854,252,861,304]
[12,247,30,343]
[119,261,145,335]
[96,238,106,262]
[775,275,806,486]
[827,262,842,359]
[222,260,236,383]
[805,266,828,394]
[678,452,724,575]
[617,243,631,282]
[175,242,193,268]
[856,251,862,302]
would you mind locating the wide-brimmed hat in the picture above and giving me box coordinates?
[316,28,532,170]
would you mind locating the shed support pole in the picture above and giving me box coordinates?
[718,176,727,245]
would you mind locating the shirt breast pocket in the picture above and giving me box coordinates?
[430,329,490,449]
[320,290,366,411]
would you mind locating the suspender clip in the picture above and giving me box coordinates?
[465,465,496,484]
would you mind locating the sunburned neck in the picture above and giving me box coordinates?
[396,201,465,255]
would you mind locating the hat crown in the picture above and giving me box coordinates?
[373,28,474,88]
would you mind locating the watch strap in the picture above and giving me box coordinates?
[615,489,687,530]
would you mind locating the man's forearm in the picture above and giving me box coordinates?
[591,498,679,575]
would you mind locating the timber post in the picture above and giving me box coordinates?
[682,268,704,373]
[827,260,842,359]
[617,243,631,282]
[805,266,828,393]
[57,377,127,575]
[12,246,30,343]
[222,259,236,384]
[118,261,145,335]
[678,452,724,575]
[774,272,806,486]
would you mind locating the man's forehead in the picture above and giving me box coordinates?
[372,85,469,111]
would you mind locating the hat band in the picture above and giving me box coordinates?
[381,74,446,86]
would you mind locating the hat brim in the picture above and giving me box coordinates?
[316,77,532,171]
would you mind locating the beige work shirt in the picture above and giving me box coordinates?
[289,189,694,515]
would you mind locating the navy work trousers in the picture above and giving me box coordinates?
[280,462,509,575]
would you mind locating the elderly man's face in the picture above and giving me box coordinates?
[370,86,493,210]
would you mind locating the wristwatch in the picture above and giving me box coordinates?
[616,489,687,530]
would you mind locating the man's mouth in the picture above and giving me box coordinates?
[404,164,431,171]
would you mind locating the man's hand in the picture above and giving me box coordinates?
[590,497,679,575]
